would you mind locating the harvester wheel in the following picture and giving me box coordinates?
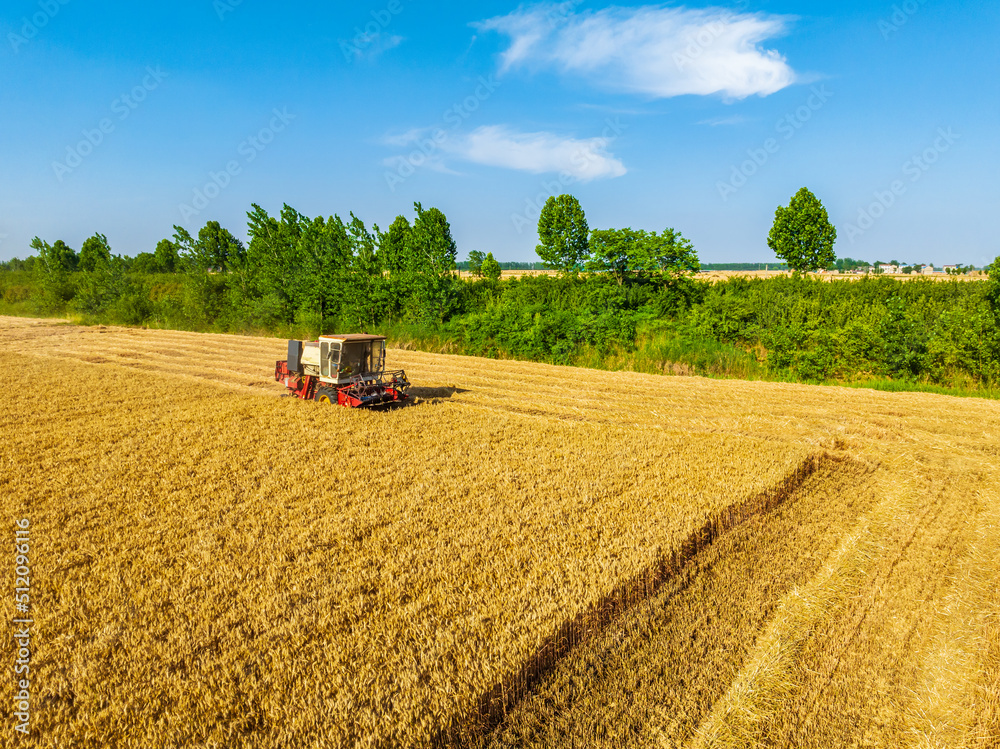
[315,387,337,405]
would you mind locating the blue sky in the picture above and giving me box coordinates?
[1,1,997,266]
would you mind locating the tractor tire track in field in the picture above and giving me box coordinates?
[780,471,952,743]
[435,450,859,748]
[472,451,882,749]
[772,463,987,747]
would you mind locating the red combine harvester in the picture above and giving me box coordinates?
[274,334,410,408]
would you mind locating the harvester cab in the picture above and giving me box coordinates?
[275,334,410,408]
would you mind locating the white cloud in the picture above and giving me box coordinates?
[341,32,404,62]
[381,125,626,181]
[381,152,459,176]
[381,128,429,148]
[450,125,625,180]
[475,3,796,99]
[698,115,749,126]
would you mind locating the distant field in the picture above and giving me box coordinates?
[459,268,988,282]
[697,269,986,283]
[2,315,997,748]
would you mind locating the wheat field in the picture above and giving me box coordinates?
[1,315,997,748]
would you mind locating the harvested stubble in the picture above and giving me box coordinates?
[477,454,883,748]
[2,315,999,748]
[0,333,806,747]
[482,461,1000,749]
[464,387,1000,743]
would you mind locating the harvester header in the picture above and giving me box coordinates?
[275,334,410,408]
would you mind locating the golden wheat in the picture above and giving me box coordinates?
[1,315,998,748]
[0,321,804,747]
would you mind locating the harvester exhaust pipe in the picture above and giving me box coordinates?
[287,339,303,375]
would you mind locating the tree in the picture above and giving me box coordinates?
[0,257,30,272]
[410,202,457,275]
[294,214,353,332]
[344,212,386,330]
[38,239,78,272]
[171,219,243,274]
[243,204,354,330]
[408,202,458,323]
[987,255,1000,322]
[173,221,245,324]
[536,194,589,273]
[193,221,244,273]
[378,216,412,278]
[376,215,414,322]
[154,239,179,273]
[639,228,700,286]
[245,203,306,323]
[130,253,160,275]
[30,237,76,308]
[79,233,111,273]
[481,252,502,281]
[588,228,642,285]
[767,187,837,273]
[74,252,130,317]
[467,250,485,277]
[587,227,699,286]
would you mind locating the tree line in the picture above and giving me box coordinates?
[2,188,999,394]
[3,191,705,331]
[9,201,463,330]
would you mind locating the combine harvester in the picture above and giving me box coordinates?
[274,334,411,408]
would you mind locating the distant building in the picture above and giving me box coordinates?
[877,264,899,274]
[942,265,958,273]
[921,265,935,275]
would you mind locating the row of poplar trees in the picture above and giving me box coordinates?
[174,201,459,331]
[23,202,461,331]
